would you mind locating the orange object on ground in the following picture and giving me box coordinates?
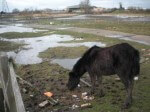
[44,92,53,97]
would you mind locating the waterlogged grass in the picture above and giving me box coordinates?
[0,40,22,51]
[0,31,50,39]
[38,19,150,36]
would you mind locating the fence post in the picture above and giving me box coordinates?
[0,52,25,112]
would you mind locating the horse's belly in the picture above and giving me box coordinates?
[99,64,116,75]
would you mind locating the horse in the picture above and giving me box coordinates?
[67,43,140,108]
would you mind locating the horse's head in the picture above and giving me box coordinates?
[67,72,80,90]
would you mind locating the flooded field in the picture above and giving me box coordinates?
[0,14,150,112]
[5,34,105,64]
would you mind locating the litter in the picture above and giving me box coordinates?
[44,92,53,97]
[72,95,77,98]
[72,104,79,110]
[81,92,94,100]
[81,103,92,108]
[39,100,49,108]
[44,92,59,106]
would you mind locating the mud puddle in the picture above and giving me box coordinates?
[51,58,80,70]
[4,34,105,64]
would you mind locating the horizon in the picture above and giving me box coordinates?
[1,0,150,12]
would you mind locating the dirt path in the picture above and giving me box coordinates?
[28,24,150,45]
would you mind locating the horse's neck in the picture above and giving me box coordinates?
[73,58,86,77]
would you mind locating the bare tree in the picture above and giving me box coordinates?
[12,8,20,13]
[119,2,124,10]
[80,0,91,14]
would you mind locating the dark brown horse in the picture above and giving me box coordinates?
[67,43,140,108]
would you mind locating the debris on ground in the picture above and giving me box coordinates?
[72,95,78,98]
[72,104,79,110]
[22,88,28,93]
[44,92,53,97]
[81,92,94,100]
[115,77,120,81]
[39,100,49,108]
[80,79,91,87]
[134,76,139,81]
[81,103,92,108]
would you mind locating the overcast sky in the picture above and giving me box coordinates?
[4,0,150,11]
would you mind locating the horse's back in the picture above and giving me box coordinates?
[90,43,140,76]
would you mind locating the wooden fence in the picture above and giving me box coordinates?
[0,53,25,112]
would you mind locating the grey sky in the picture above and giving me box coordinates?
[5,0,150,11]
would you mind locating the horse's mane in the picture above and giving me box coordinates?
[72,45,101,77]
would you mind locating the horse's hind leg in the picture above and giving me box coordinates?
[118,74,134,109]
[97,75,105,97]
[124,79,134,108]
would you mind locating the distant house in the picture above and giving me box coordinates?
[66,5,96,13]
[66,5,81,13]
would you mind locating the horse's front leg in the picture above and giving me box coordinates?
[97,75,105,97]
[89,73,96,95]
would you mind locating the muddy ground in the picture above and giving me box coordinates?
[16,61,126,112]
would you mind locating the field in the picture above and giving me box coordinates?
[0,13,150,112]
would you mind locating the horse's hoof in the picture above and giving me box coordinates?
[87,90,94,95]
[99,92,105,97]
[122,102,131,109]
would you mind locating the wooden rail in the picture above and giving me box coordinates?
[0,53,25,112]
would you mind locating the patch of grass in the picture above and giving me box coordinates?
[69,20,150,36]
[38,19,150,36]
[39,46,88,59]
[0,31,50,39]
[0,40,22,51]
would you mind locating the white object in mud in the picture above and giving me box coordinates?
[81,103,92,108]
[82,92,88,98]
[134,76,139,81]
[72,95,77,98]
[72,104,79,110]
[39,100,49,107]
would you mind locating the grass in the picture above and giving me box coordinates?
[37,18,150,36]
[0,31,49,39]
[39,46,88,59]
[0,40,22,51]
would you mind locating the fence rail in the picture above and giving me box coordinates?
[0,52,25,112]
